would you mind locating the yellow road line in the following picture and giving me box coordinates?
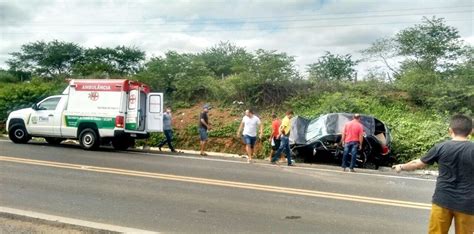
[0,156,431,210]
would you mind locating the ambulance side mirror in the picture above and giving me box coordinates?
[31,103,38,110]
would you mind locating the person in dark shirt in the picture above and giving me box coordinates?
[199,104,210,156]
[157,106,176,152]
[393,114,473,233]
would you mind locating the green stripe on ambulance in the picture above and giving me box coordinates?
[65,116,115,129]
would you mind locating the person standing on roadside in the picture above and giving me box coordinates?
[237,109,263,163]
[392,114,473,233]
[340,113,364,172]
[271,110,295,166]
[269,113,282,161]
[157,106,176,152]
[199,104,210,156]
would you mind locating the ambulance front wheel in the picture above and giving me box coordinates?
[9,124,31,144]
[79,128,100,150]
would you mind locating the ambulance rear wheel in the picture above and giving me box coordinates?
[79,128,100,150]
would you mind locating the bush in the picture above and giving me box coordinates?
[0,70,20,83]
[0,79,65,125]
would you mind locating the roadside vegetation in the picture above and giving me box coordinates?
[1,17,472,162]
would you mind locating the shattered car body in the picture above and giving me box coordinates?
[289,113,393,169]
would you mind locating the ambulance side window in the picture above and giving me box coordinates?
[37,97,61,111]
[149,95,161,113]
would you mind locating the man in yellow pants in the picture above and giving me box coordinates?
[393,114,473,234]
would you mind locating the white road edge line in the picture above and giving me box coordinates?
[0,206,158,234]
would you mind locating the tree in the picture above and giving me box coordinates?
[361,38,399,81]
[198,41,254,78]
[254,49,299,82]
[7,40,83,77]
[135,51,215,102]
[396,17,464,72]
[223,49,301,107]
[73,46,145,77]
[307,52,357,82]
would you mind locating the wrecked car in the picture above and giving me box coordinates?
[289,113,393,169]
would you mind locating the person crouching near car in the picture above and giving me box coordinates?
[340,113,364,172]
[237,109,263,163]
[271,110,295,166]
[392,114,473,233]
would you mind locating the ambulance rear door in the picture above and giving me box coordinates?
[145,93,163,132]
[124,88,147,133]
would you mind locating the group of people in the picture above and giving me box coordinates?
[158,104,212,156]
[236,109,295,166]
[158,104,296,165]
[157,105,473,232]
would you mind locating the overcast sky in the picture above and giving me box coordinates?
[0,0,472,76]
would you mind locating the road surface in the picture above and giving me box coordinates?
[0,139,438,233]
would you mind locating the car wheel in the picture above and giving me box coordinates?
[45,137,63,145]
[79,128,100,150]
[8,124,30,144]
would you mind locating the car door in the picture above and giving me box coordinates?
[28,96,62,135]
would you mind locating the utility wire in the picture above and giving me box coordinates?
[5,9,470,27]
[1,18,470,34]
[1,5,471,26]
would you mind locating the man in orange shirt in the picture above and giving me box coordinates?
[341,113,364,172]
[268,113,281,161]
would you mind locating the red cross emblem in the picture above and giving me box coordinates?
[129,94,136,105]
[88,92,99,101]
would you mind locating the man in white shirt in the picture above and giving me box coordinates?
[237,109,263,163]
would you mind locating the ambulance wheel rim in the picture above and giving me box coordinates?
[14,129,25,139]
[83,133,94,146]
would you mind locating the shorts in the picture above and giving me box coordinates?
[199,127,208,141]
[271,137,281,150]
[243,135,257,148]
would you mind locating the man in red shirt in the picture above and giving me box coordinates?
[341,114,364,172]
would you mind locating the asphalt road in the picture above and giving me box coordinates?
[0,139,439,233]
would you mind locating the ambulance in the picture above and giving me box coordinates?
[6,79,163,150]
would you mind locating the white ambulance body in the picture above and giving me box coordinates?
[6,79,163,150]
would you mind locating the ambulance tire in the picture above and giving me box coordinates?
[79,128,100,150]
[112,137,132,150]
[9,124,30,144]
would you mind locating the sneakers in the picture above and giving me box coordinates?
[200,152,208,156]
[350,169,356,173]
[158,146,162,152]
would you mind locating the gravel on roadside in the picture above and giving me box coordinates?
[0,213,117,234]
